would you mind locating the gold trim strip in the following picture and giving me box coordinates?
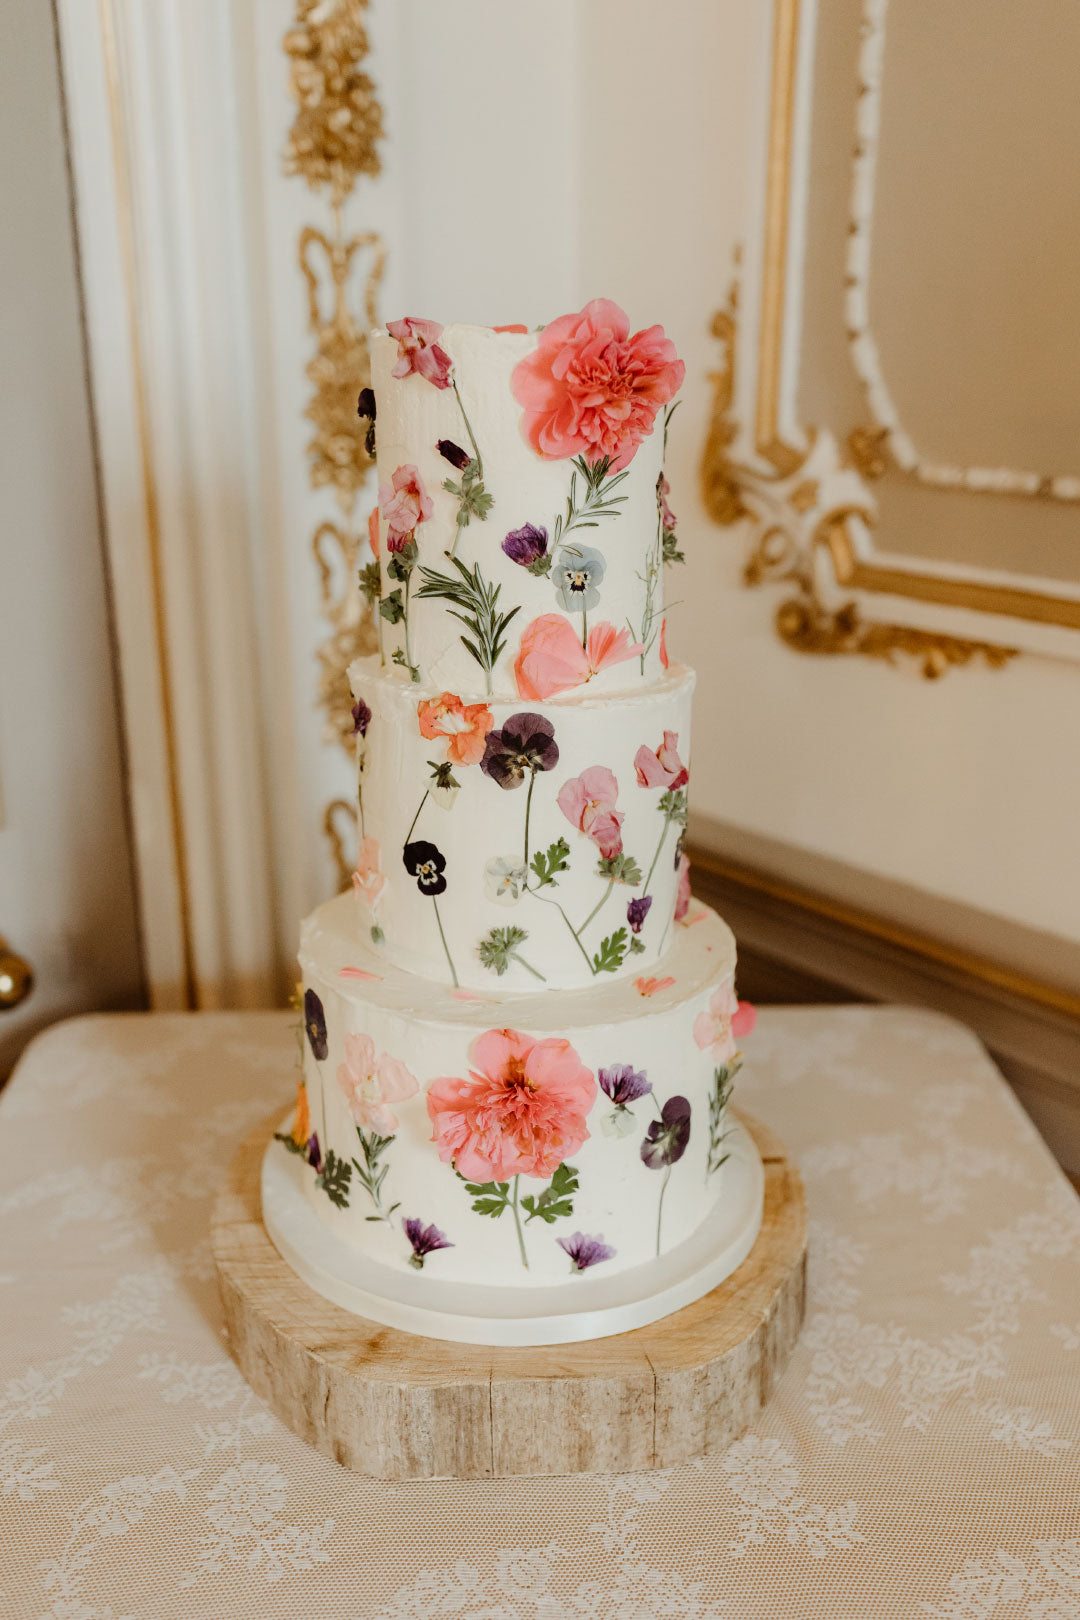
[824,518,1080,631]
[690,846,1080,1024]
[100,0,197,1008]
[755,0,801,464]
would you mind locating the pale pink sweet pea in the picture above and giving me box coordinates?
[386,316,453,389]
[379,464,434,552]
[514,614,643,700]
[634,730,689,790]
[426,1027,595,1182]
[352,836,386,912]
[693,983,756,1060]
[557,766,624,859]
[337,1033,419,1133]
[674,852,692,922]
[511,299,685,471]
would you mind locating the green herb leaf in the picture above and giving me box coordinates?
[522,1162,579,1224]
[315,1149,352,1209]
[358,559,382,605]
[416,559,520,680]
[477,925,529,976]
[530,837,570,889]
[592,928,629,974]
[378,589,405,625]
[596,852,643,887]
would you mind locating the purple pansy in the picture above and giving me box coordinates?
[437,438,471,471]
[558,1232,616,1273]
[640,1096,692,1169]
[502,523,549,569]
[351,698,372,738]
[480,713,559,789]
[305,1133,322,1172]
[403,1217,454,1269]
[304,989,328,1061]
[599,1065,652,1107]
[626,895,652,934]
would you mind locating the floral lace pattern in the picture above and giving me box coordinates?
[0,1005,1076,1618]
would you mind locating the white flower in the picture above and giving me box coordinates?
[484,855,527,905]
[600,1107,637,1139]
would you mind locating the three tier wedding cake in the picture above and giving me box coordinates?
[268,302,761,1345]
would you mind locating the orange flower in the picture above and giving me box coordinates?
[290,1080,311,1148]
[417,693,494,765]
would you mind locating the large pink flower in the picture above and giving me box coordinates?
[514,614,643,700]
[337,1033,418,1134]
[634,731,689,790]
[511,299,684,471]
[417,693,494,766]
[557,766,624,859]
[426,1027,596,1181]
[387,316,453,389]
[352,836,386,913]
[379,464,434,552]
[693,984,756,1061]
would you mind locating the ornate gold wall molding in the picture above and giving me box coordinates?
[702,278,1017,679]
[284,0,384,875]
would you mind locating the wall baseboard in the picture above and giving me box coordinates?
[689,846,1080,1179]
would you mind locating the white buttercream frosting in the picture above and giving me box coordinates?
[348,655,694,993]
[295,891,741,1288]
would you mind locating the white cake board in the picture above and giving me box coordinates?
[261,1118,765,1347]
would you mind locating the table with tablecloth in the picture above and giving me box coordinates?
[1,1005,1077,1619]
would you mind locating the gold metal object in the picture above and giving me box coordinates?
[284,0,385,879]
[0,936,33,1010]
[323,799,359,893]
[702,0,1078,655]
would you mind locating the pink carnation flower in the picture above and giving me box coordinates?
[511,298,685,471]
[337,1033,419,1134]
[674,851,692,922]
[693,984,756,1060]
[426,1027,596,1182]
[352,836,386,912]
[379,464,434,552]
[634,731,689,790]
[387,316,453,390]
[557,766,624,859]
[514,614,643,700]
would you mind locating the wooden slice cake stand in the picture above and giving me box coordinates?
[211,1110,806,1479]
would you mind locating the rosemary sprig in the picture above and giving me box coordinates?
[416,558,520,693]
[706,1058,741,1178]
[550,454,630,550]
[351,1128,400,1223]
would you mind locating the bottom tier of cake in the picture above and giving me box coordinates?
[284,891,754,1300]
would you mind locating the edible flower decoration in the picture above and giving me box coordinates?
[417,693,494,767]
[693,985,757,1062]
[402,840,447,897]
[557,1232,616,1273]
[640,1096,692,1170]
[552,544,606,614]
[337,1032,419,1134]
[304,989,328,1061]
[557,766,624,860]
[387,316,453,390]
[598,1063,652,1139]
[514,615,643,701]
[634,732,689,791]
[480,713,559,789]
[502,522,551,575]
[626,895,653,934]
[379,464,433,552]
[402,1217,454,1270]
[352,836,386,912]
[484,855,529,905]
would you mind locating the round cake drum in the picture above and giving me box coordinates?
[262,1110,764,1346]
[212,1110,806,1479]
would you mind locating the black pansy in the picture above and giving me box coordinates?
[403,840,448,896]
[304,988,328,1061]
[437,438,471,471]
[480,713,559,789]
[640,1096,691,1169]
[357,386,376,421]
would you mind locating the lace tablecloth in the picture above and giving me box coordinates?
[1,1007,1078,1620]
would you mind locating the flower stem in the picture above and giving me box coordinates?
[405,790,429,847]
[512,951,547,982]
[578,878,614,937]
[357,783,366,841]
[527,886,596,974]
[452,377,483,480]
[643,814,672,898]
[581,598,588,652]
[656,1163,672,1257]
[511,1176,529,1270]
[522,768,536,870]
[432,897,458,987]
[403,568,415,675]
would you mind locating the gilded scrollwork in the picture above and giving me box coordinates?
[702,281,1017,679]
[284,0,385,878]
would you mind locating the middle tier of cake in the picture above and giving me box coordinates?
[348,655,695,993]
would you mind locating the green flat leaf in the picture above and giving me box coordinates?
[378,589,405,624]
[592,928,628,974]
[530,837,570,889]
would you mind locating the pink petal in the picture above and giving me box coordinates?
[732,1000,757,1039]
[339,967,382,981]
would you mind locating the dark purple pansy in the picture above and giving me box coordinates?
[304,988,328,1061]
[403,839,447,897]
[480,713,559,789]
[305,1133,322,1172]
[437,438,471,471]
[351,698,372,737]
[357,386,376,421]
[641,1096,692,1169]
[403,1216,454,1269]
[557,1232,616,1273]
[599,1064,652,1106]
[502,522,549,569]
[627,895,653,934]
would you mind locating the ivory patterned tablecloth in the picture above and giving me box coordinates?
[1,1006,1078,1619]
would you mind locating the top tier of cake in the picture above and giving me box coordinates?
[369,307,684,700]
